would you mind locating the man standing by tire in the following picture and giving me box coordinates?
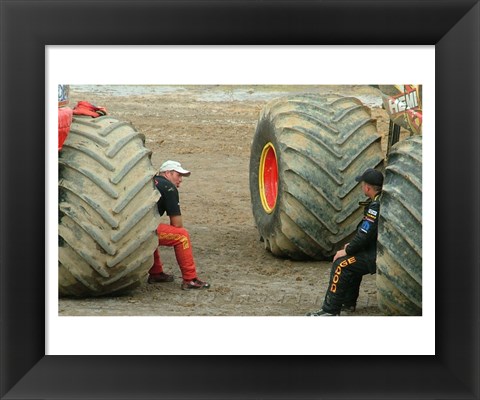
[148,160,210,290]
[306,168,383,316]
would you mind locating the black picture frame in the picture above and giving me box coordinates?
[1,0,479,399]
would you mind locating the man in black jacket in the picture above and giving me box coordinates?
[306,168,384,316]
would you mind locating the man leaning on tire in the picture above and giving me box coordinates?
[148,160,210,290]
[306,168,383,316]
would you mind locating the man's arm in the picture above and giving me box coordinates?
[345,201,380,255]
[169,215,183,228]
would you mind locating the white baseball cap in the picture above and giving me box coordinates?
[159,160,191,176]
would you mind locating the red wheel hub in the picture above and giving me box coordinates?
[259,143,278,213]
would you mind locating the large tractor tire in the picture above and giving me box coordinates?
[59,115,161,297]
[249,94,384,260]
[376,136,422,315]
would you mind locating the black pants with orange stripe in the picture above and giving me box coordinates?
[322,252,375,315]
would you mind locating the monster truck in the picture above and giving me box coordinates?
[249,85,422,315]
[58,85,161,297]
[375,85,422,316]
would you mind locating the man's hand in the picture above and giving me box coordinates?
[333,249,347,262]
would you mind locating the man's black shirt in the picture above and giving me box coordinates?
[154,175,181,217]
[345,193,381,260]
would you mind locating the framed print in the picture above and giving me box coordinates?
[1,1,479,399]
[45,55,434,358]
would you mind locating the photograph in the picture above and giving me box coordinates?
[2,0,478,398]
[58,84,423,318]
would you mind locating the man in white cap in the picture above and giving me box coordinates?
[148,160,210,290]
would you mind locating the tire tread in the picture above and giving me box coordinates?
[59,115,160,296]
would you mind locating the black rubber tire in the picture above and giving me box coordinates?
[249,94,384,260]
[376,136,422,315]
[58,115,160,297]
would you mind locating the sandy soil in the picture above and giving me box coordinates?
[59,85,396,316]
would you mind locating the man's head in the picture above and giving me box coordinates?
[355,168,383,198]
[159,160,191,188]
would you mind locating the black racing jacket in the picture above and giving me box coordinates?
[345,193,381,260]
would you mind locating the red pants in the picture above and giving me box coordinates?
[149,224,197,281]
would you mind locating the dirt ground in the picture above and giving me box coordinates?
[59,85,394,316]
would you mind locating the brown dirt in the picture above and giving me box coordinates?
[59,85,398,316]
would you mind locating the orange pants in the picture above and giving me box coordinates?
[149,224,197,281]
